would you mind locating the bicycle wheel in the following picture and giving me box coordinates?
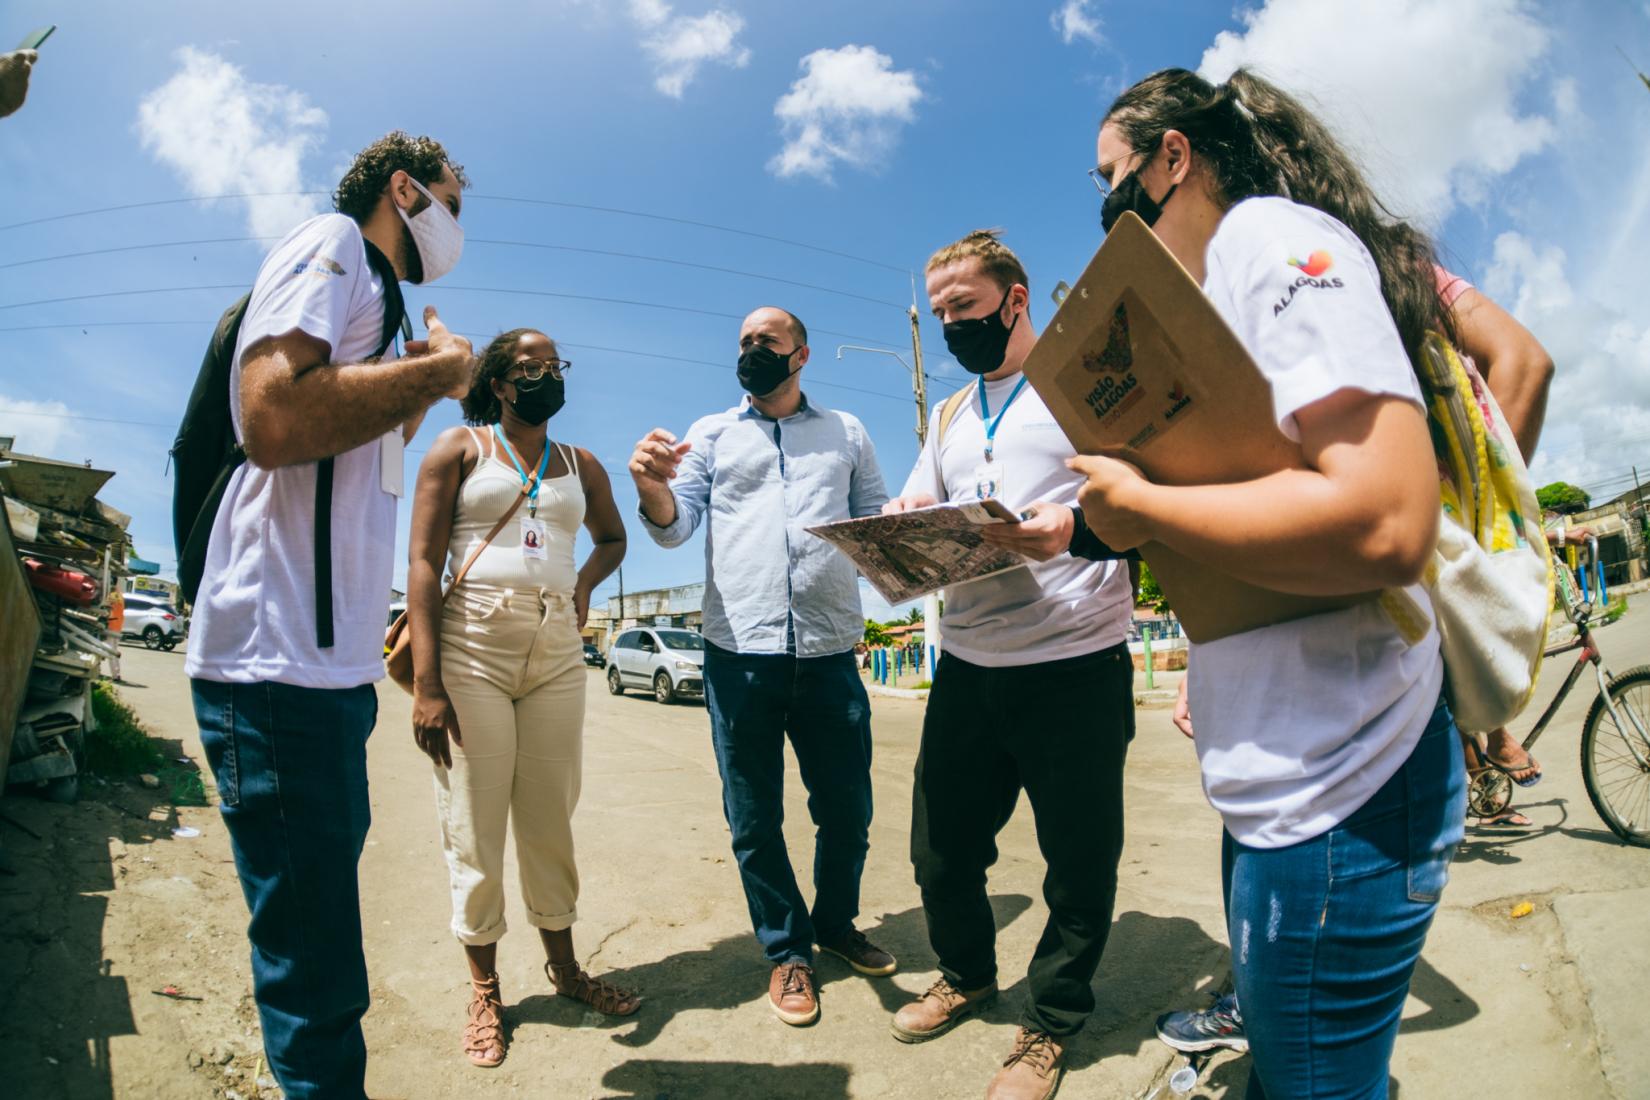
[1581,665,1650,847]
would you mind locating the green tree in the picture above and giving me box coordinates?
[863,619,892,646]
[903,606,924,625]
[1537,481,1591,516]
[1136,561,1171,614]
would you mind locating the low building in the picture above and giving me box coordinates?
[587,582,705,651]
[1564,489,1647,586]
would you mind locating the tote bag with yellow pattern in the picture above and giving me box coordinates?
[1382,332,1555,733]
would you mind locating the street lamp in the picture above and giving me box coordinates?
[837,332,930,444]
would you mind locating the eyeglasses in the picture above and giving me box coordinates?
[1088,166,1113,199]
[508,357,572,382]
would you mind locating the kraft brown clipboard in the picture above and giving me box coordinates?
[1020,211,1372,643]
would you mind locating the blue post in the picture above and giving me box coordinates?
[1598,559,1608,608]
[1578,566,1591,604]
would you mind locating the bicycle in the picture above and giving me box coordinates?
[1465,538,1650,846]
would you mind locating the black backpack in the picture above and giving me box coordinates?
[171,238,405,648]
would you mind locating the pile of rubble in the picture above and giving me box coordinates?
[1,437,130,802]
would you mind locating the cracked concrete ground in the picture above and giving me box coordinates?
[2,612,1647,1099]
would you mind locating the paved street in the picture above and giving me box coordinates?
[3,615,1648,1098]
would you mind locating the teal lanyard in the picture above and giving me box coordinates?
[977,374,1029,461]
[493,425,551,517]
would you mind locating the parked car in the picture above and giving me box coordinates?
[122,592,186,651]
[606,627,705,704]
[583,643,605,669]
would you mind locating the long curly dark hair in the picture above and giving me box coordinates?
[462,329,542,425]
[1103,68,1456,386]
[332,132,470,224]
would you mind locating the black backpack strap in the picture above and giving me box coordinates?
[313,238,407,649]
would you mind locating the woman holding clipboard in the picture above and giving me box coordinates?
[1072,68,1464,1098]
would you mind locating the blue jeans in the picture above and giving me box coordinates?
[192,679,377,1100]
[702,643,874,964]
[1224,693,1464,1100]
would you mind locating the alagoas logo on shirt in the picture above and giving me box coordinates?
[1273,249,1344,317]
[293,254,346,277]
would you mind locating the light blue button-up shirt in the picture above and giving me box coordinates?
[640,394,889,657]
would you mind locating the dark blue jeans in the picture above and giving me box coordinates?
[192,679,377,1100]
[1225,693,1464,1100]
[702,642,874,965]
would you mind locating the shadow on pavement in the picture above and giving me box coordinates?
[510,896,1035,1046]
[0,735,198,1100]
[989,909,1231,1073]
[598,1057,852,1099]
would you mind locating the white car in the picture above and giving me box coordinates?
[122,592,186,650]
[606,627,706,704]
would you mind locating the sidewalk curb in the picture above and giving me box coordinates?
[867,683,929,700]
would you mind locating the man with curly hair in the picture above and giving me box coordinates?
[186,131,472,1099]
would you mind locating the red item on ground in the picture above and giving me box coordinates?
[22,557,100,605]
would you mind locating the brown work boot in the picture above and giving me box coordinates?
[890,976,997,1043]
[768,959,820,1026]
[819,927,898,976]
[985,1027,1064,1100]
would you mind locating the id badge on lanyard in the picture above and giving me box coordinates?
[520,516,548,560]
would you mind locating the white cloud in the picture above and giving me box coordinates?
[768,45,923,182]
[1052,0,1104,46]
[0,395,77,457]
[1198,0,1557,225]
[628,0,750,98]
[136,47,327,238]
[1485,232,1650,496]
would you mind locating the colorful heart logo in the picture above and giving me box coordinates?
[1289,250,1333,277]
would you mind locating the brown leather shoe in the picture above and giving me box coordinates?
[768,960,819,1026]
[985,1027,1064,1100]
[819,928,897,976]
[890,977,997,1043]
[463,972,506,1069]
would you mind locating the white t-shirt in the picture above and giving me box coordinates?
[901,374,1133,667]
[1189,196,1444,849]
[185,214,403,689]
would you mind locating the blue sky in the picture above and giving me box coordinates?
[3,0,1647,620]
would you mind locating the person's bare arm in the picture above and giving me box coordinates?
[573,449,626,630]
[402,408,429,448]
[407,428,469,768]
[1449,287,1553,460]
[1072,392,1439,596]
[239,305,472,469]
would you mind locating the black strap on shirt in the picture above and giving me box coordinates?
[1066,505,1141,563]
[313,239,405,649]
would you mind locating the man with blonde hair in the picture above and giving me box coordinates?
[883,231,1136,1100]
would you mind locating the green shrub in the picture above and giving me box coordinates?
[1603,595,1629,625]
[87,682,164,775]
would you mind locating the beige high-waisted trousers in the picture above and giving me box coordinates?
[435,582,585,945]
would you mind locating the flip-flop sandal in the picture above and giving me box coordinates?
[1477,810,1534,828]
[1481,749,1543,788]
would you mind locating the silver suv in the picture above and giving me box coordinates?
[122,592,186,651]
[606,627,705,704]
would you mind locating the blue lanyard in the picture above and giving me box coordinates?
[492,425,551,516]
[977,374,1029,460]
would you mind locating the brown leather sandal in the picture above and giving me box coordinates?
[464,972,506,1068]
[546,960,642,1017]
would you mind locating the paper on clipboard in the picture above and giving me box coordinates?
[1020,212,1373,642]
[808,498,1025,605]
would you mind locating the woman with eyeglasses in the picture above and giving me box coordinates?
[407,328,636,1069]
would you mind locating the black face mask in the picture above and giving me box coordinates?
[1101,167,1178,234]
[942,288,1020,375]
[737,344,799,397]
[506,375,565,425]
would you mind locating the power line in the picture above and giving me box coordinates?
[0,190,910,274]
[0,235,907,311]
[0,283,905,349]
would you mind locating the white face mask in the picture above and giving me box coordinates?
[395,175,463,284]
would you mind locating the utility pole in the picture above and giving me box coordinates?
[617,565,625,627]
[908,303,930,445]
